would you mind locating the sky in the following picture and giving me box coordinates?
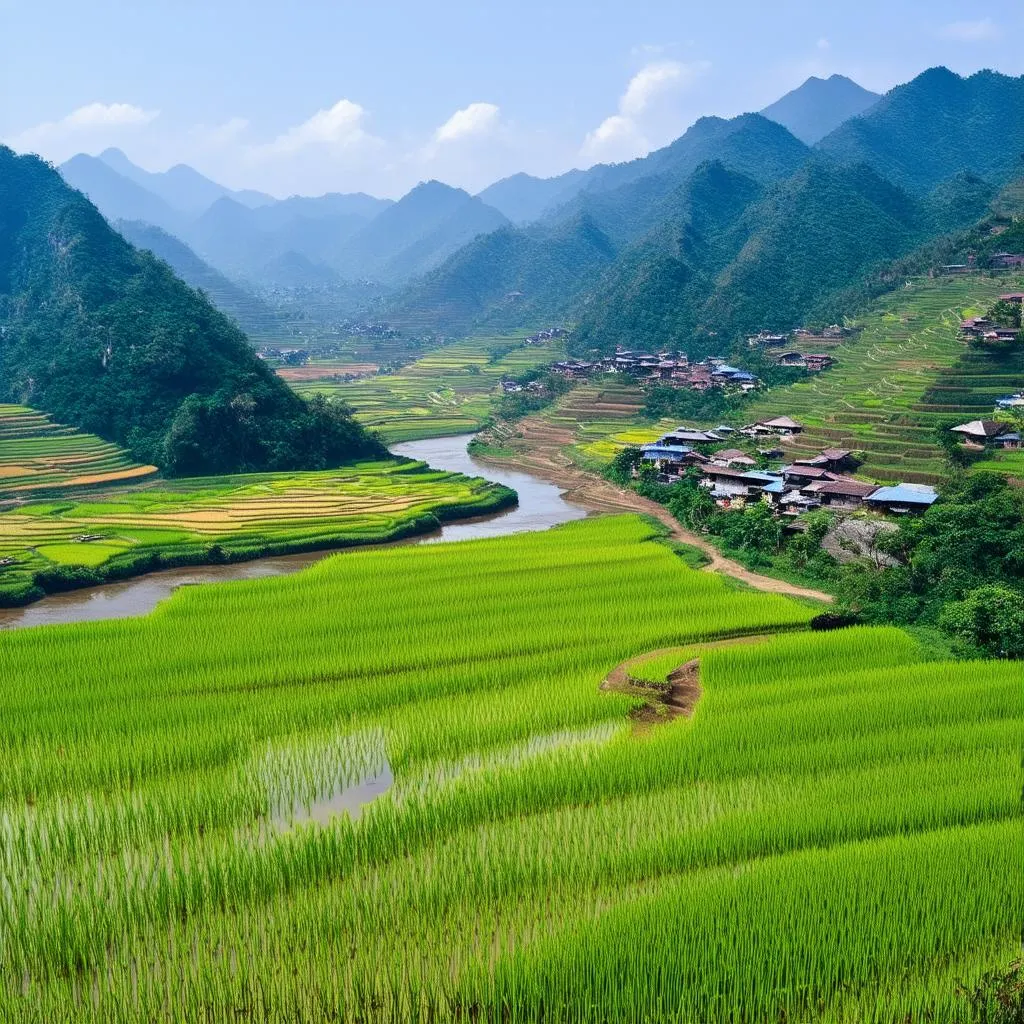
[1,0,1022,200]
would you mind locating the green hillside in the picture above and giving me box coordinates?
[0,146,381,476]
[742,273,1024,482]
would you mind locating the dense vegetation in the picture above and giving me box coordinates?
[0,515,1017,1021]
[0,147,382,475]
[818,67,1024,194]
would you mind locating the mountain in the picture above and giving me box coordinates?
[60,154,185,235]
[97,148,275,213]
[477,169,588,224]
[817,67,1024,193]
[761,75,880,145]
[570,157,988,358]
[399,212,618,333]
[0,146,381,475]
[396,114,809,328]
[334,180,510,282]
[259,250,342,288]
[114,220,285,340]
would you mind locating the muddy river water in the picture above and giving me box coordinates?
[0,433,587,630]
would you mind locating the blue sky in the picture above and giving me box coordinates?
[1,0,1021,198]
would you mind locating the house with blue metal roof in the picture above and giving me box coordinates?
[864,483,938,513]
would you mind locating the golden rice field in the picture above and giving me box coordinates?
[0,459,512,606]
[0,405,157,495]
[289,333,565,442]
[0,515,1018,1022]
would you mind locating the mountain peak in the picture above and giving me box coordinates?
[761,74,880,144]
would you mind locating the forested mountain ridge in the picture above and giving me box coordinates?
[0,147,382,475]
[571,159,999,358]
[817,67,1024,193]
[398,211,618,333]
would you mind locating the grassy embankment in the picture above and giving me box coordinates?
[0,514,1017,1021]
[0,459,513,607]
[0,405,157,494]
[288,332,565,442]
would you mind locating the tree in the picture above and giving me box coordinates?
[939,585,1024,659]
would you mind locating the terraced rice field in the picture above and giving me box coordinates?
[0,405,157,495]
[291,334,565,442]
[0,460,511,605]
[742,274,1024,483]
[0,515,1017,1022]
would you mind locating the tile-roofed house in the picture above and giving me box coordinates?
[998,293,1024,303]
[816,479,879,509]
[950,420,1011,446]
[864,483,938,513]
[758,416,804,434]
[711,448,757,467]
[783,464,836,483]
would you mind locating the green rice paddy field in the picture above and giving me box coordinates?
[742,273,1024,483]
[289,333,565,442]
[0,460,511,606]
[0,405,157,496]
[0,515,1019,1022]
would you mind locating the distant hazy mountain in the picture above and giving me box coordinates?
[760,75,880,145]
[259,250,342,288]
[817,67,1024,193]
[399,211,618,333]
[115,220,285,340]
[334,180,510,282]
[60,154,185,235]
[97,148,275,213]
[477,169,588,224]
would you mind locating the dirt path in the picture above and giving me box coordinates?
[600,634,773,725]
[478,416,834,604]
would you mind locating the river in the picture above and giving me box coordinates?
[0,434,588,631]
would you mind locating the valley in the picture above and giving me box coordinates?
[1,42,1023,1024]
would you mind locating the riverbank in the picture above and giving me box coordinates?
[0,448,522,624]
[0,435,589,629]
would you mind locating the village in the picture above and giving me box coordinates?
[639,416,940,518]
[539,323,853,393]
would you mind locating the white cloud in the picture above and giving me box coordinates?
[939,18,999,42]
[816,37,830,51]
[6,102,158,158]
[620,61,697,117]
[257,99,380,158]
[434,102,500,144]
[582,59,709,163]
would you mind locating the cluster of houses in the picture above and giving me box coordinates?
[746,327,851,372]
[959,294,1023,343]
[949,420,1022,450]
[500,378,549,396]
[640,417,939,516]
[524,328,569,344]
[549,351,762,391]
